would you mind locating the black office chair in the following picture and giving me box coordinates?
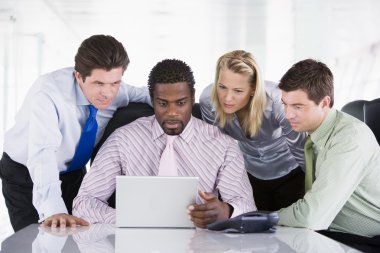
[364,98,380,145]
[341,98,380,145]
[341,100,367,121]
[91,102,203,208]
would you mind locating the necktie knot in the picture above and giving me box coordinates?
[84,105,98,132]
[166,135,177,146]
[158,135,178,176]
[88,105,98,117]
[304,135,313,149]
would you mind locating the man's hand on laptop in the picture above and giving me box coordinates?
[187,191,230,228]
[40,213,89,228]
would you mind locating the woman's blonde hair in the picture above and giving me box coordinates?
[211,50,266,137]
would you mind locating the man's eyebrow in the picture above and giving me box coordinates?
[281,99,305,106]
[175,96,189,102]
[92,79,121,84]
[156,96,189,102]
[92,80,105,84]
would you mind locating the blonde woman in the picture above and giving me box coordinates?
[200,50,306,211]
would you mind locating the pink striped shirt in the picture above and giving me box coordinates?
[73,116,256,223]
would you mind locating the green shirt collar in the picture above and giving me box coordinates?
[310,108,337,146]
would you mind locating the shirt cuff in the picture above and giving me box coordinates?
[229,202,243,218]
[104,210,116,224]
[38,198,68,223]
[277,207,304,227]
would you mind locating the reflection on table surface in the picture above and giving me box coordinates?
[1,224,362,253]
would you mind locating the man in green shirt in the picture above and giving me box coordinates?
[278,59,380,251]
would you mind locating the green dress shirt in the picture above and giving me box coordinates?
[278,108,380,237]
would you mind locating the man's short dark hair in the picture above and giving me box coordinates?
[148,59,195,98]
[279,59,334,107]
[74,35,129,81]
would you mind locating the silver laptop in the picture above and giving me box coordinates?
[116,176,198,228]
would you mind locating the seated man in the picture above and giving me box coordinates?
[278,59,380,250]
[73,59,256,228]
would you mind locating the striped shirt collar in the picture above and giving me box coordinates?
[152,116,195,144]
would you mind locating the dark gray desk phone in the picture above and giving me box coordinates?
[207,211,279,233]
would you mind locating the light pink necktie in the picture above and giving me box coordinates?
[158,135,178,176]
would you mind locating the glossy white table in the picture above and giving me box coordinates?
[1,224,362,253]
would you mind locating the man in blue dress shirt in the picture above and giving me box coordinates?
[0,35,151,231]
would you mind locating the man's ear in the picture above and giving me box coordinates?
[192,88,196,105]
[150,95,154,108]
[321,96,331,109]
[74,71,82,83]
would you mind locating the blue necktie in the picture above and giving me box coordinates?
[66,105,98,173]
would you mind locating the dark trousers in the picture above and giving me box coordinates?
[317,230,380,253]
[0,152,86,232]
[248,166,305,211]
